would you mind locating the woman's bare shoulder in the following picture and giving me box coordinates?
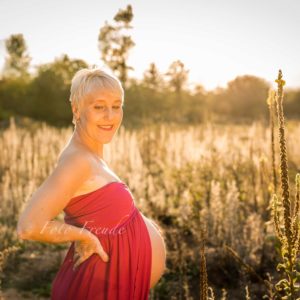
[57,144,91,166]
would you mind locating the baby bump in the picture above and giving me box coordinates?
[140,213,167,289]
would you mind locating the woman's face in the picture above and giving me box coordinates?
[75,88,124,144]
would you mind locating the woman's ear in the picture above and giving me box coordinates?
[71,103,80,125]
[71,103,80,119]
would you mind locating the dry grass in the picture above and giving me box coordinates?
[1,116,300,299]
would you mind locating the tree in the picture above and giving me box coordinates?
[36,54,88,85]
[142,62,164,91]
[3,33,31,79]
[165,60,189,95]
[28,54,88,125]
[98,5,135,88]
[210,75,271,122]
[192,84,206,97]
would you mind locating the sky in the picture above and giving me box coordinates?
[0,0,300,91]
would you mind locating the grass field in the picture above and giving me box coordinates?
[0,115,300,299]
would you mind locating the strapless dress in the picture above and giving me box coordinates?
[51,181,152,300]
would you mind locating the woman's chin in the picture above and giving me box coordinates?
[98,136,114,144]
[103,139,113,144]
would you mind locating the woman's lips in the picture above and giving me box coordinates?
[98,125,114,131]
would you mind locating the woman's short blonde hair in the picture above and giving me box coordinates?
[69,67,124,125]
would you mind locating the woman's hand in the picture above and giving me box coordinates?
[72,233,109,271]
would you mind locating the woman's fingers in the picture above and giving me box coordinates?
[72,251,81,270]
[97,243,109,262]
[73,257,83,270]
[100,249,109,262]
[73,251,80,261]
[72,236,110,271]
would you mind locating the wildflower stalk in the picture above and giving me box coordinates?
[275,70,292,245]
[200,225,208,300]
[271,194,284,242]
[245,285,251,300]
[291,174,300,249]
[267,89,277,194]
[271,69,300,299]
[225,245,272,290]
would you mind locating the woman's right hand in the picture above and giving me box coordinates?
[72,232,109,271]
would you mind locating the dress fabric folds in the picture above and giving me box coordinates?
[51,181,152,300]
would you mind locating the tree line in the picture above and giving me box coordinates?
[1,4,300,128]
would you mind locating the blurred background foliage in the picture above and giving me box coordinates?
[1,5,299,129]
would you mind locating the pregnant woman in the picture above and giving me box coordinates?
[17,67,167,299]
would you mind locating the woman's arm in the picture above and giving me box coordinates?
[18,219,92,244]
[17,151,93,244]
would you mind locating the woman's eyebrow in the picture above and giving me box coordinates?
[93,99,121,103]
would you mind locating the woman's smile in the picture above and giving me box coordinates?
[97,125,114,131]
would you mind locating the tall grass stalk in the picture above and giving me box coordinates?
[200,225,208,300]
[271,69,300,299]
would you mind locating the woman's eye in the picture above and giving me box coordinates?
[94,106,122,110]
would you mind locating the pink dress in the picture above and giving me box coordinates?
[51,181,152,299]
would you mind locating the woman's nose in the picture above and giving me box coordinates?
[103,107,114,120]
